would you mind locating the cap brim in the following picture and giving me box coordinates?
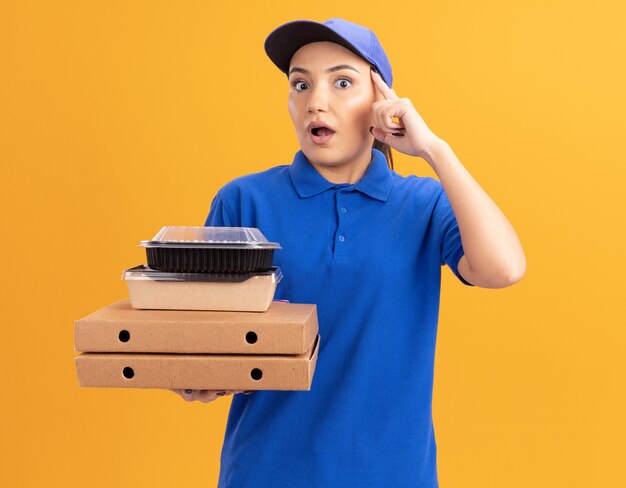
[264,20,369,76]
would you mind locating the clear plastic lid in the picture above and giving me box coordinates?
[123,265,283,284]
[139,226,281,249]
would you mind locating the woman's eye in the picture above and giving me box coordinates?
[293,81,309,91]
[335,77,352,89]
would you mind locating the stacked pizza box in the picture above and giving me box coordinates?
[74,226,320,391]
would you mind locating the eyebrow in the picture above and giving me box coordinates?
[288,64,361,77]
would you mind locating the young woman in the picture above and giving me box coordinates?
[172,18,526,487]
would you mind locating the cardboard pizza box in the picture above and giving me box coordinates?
[75,335,320,391]
[74,299,318,354]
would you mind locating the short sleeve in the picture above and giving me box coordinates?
[204,191,237,227]
[433,187,475,287]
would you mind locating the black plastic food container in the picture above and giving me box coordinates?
[139,226,282,273]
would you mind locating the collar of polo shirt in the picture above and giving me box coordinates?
[288,148,393,201]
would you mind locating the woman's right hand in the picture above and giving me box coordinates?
[170,389,251,403]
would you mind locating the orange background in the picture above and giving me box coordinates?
[1,1,625,486]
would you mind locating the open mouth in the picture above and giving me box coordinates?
[310,127,335,137]
[309,126,336,144]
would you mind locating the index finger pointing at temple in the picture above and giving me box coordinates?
[371,68,399,101]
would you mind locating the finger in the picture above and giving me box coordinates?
[370,68,399,101]
[182,389,197,402]
[372,127,405,144]
[385,117,405,129]
[371,124,404,136]
[376,128,405,138]
[371,102,406,133]
[373,111,404,130]
[199,390,232,402]
[371,113,404,135]
[387,120,404,131]
[371,68,392,98]
[196,390,218,403]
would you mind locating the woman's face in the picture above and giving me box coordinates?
[287,41,378,170]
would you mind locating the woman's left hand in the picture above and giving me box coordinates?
[370,68,441,160]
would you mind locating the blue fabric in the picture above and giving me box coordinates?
[205,148,474,488]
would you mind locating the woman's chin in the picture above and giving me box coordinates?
[302,142,371,166]
[303,147,342,165]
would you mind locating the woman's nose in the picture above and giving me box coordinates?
[306,85,330,113]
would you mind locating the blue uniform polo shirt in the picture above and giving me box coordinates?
[205,147,474,488]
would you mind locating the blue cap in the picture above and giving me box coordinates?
[264,18,393,88]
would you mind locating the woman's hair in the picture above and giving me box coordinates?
[373,139,394,170]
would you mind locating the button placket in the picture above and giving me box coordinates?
[334,190,349,258]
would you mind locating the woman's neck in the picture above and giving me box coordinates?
[309,148,372,185]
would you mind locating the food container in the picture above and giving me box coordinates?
[123,265,283,312]
[140,226,281,273]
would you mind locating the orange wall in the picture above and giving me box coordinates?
[1,1,625,486]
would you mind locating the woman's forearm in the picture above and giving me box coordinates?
[423,138,526,287]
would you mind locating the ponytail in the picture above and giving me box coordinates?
[373,139,394,170]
